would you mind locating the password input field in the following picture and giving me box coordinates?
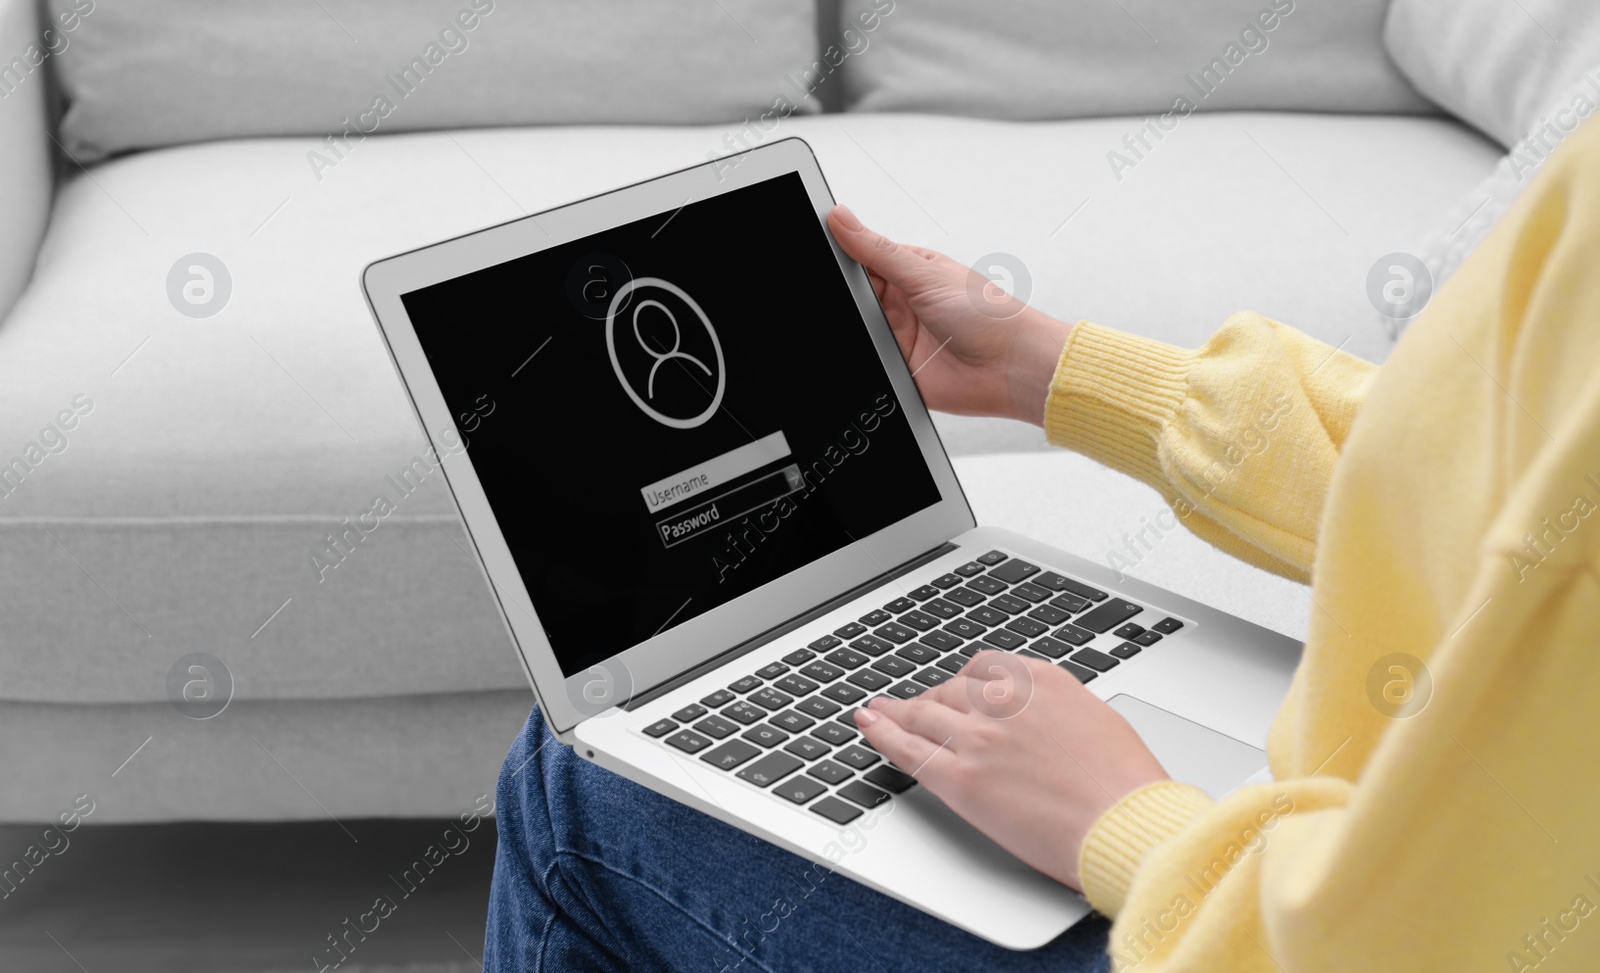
[639,431,792,513]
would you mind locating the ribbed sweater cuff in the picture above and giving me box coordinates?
[1044,322,1198,489]
[1078,781,1215,917]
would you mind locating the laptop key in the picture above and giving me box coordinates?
[672,704,708,722]
[750,688,794,711]
[920,630,964,651]
[883,596,916,613]
[1114,622,1146,639]
[755,662,790,680]
[894,643,940,665]
[808,635,842,651]
[987,559,1040,584]
[981,629,1026,650]
[695,714,740,739]
[965,576,1007,595]
[775,773,829,805]
[1110,642,1142,660]
[1035,573,1108,601]
[850,634,895,656]
[930,573,963,589]
[838,781,891,809]
[1071,648,1121,672]
[728,675,763,694]
[783,648,816,667]
[834,622,868,639]
[796,696,842,719]
[700,689,736,708]
[935,654,968,674]
[799,661,846,683]
[909,585,941,600]
[1048,592,1091,614]
[737,752,803,788]
[1006,617,1049,638]
[1152,617,1184,634]
[847,668,891,691]
[953,561,986,577]
[1027,636,1072,659]
[807,759,854,785]
[784,735,831,761]
[874,622,918,644]
[966,606,1008,627]
[887,680,928,699]
[1009,581,1051,603]
[825,647,870,669]
[722,701,765,725]
[772,709,817,732]
[775,674,820,697]
[1027,605,1071,626]
[864,765,918,793]
[858,609,892,626]
[871,655,915,678]
[913,667,950,687]
[1054,624,1095,645]
[644,719,677,738]
[943,618,986,639]
[811,721,858,745]
[821,682,867,705]
[942,586,984,607]
[742,723,791,747]
[809,796,863,824]
[666,730,713,754]
[701,739,761,770]
[977,550,1009,565]
[920,598,962,619]
[1133,630,1163,646]
[834,745,881,771]
[1058,660,1098,683]
[989,594,1030,615]
[897,610,939,632]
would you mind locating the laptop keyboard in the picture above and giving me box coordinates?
[637,548,1186,824]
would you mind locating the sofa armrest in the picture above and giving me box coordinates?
[0,0,54,324]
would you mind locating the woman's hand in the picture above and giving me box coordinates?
[827,206,1073,425]
[855,651,1169,891]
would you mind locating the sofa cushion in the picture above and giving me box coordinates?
[1384,0,1600,148]
[0,112,1498,705]
[840,0,1434,119]
[47,0,821,162]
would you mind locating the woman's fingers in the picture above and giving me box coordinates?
[867,696,966,752]
[828,206,943,294]
[857,706,950,779]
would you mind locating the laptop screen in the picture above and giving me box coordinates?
[401,171,943,678]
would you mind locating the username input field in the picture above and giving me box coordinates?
[639,431,792,513]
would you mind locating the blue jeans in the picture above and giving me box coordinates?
[485,707,1111,972]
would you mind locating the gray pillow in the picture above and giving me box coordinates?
[1385,0,1600,147]
[839,0,1434,119]
[48,0,820,161]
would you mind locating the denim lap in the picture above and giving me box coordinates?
[485,707,1110,972]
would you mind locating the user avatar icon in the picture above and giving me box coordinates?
[606,278,725,429]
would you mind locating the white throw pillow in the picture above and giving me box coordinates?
[839,0,1433,119]
[1384,0,1600,147]
[48,0,821,161]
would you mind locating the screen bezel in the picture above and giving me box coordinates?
[361,138,975,735]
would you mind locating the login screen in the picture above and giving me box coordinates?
[401,172,942,677]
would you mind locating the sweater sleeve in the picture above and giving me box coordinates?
[1043,316,1376,583]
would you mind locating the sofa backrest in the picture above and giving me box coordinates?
[837,0,1435,119]
[46,0,823,162]
[0,0,54,323]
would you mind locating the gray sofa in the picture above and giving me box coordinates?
[6,0,1583,823]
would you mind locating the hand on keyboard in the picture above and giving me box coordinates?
[855,649,1168,892]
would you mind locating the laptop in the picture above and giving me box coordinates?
[361,137,1300,949]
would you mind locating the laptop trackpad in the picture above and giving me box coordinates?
[1108,695,1269,801]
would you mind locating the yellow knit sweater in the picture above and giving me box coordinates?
[1050,119,1600,972]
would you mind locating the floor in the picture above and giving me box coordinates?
[0,818,495,973]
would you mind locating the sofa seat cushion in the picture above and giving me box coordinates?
[0,112,1495,704]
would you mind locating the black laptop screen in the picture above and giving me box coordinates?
[401,172,942,678]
